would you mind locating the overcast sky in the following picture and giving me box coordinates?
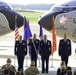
[2,0,70,5]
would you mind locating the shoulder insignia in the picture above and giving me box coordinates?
[36,41,38,43]
[68,41,70,44]
[23,43,25,45]
[61,43,63,44]
[41,43,43,45]
[48,42,50,45]
[16,44,18,46]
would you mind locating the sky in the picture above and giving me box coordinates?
[2,0,70,5]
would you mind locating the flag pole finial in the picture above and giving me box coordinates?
[24,16,25,18]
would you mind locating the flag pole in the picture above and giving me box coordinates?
[14,15,18,67]
[50,55,54,68]
[25,56,28,67]
[24,17,28,67]
[23,16,32,67]
[38,39,41,68]
[38,22,43,67]
[50,16,56,68]
[38,56,41,67]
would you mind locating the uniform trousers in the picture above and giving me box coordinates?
[31,56,37,67]
[17,56,24,71]
[61,56,69,67]
[41,56,49,73]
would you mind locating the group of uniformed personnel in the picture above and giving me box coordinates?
[14,33,72,73]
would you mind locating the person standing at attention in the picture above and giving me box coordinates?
[14,35,27,71]
[58,34,71,67]
[39,34,51,73]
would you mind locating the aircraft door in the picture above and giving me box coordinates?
[0,13,12,36]
[72,17,76,38]
[55,10,76,41]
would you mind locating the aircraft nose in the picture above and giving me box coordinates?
[38,11,54,31]
[7,10,23,30]
[16,13,23,28]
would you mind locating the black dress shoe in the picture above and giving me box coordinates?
[42,71,44,73]
[46,71,48,73]
[44,68,46,71]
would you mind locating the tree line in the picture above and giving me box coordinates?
[10,3,55,10]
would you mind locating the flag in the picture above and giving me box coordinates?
[39,22,43,40]
[52,17,57,55]
[15,16,19,41]
[23,17,32,40]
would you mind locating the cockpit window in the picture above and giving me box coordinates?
[1,6,11,10]
[52,6,76,12]
[62,7,76,12]
[0,6,11,10]
[0,2,12,10]
[52,7,63,12]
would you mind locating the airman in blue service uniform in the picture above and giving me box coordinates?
[58,34,71,67]
[28,34,39,67]
[39,34,51,73]
[14,35,27,71]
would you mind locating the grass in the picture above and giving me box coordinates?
[18,11,46,23]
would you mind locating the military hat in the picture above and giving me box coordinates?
[30,61,35,66]
[6,58,12,63]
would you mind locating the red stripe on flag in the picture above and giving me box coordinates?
[15,23,19,41]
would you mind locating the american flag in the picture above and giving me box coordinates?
[15,17,19,41]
